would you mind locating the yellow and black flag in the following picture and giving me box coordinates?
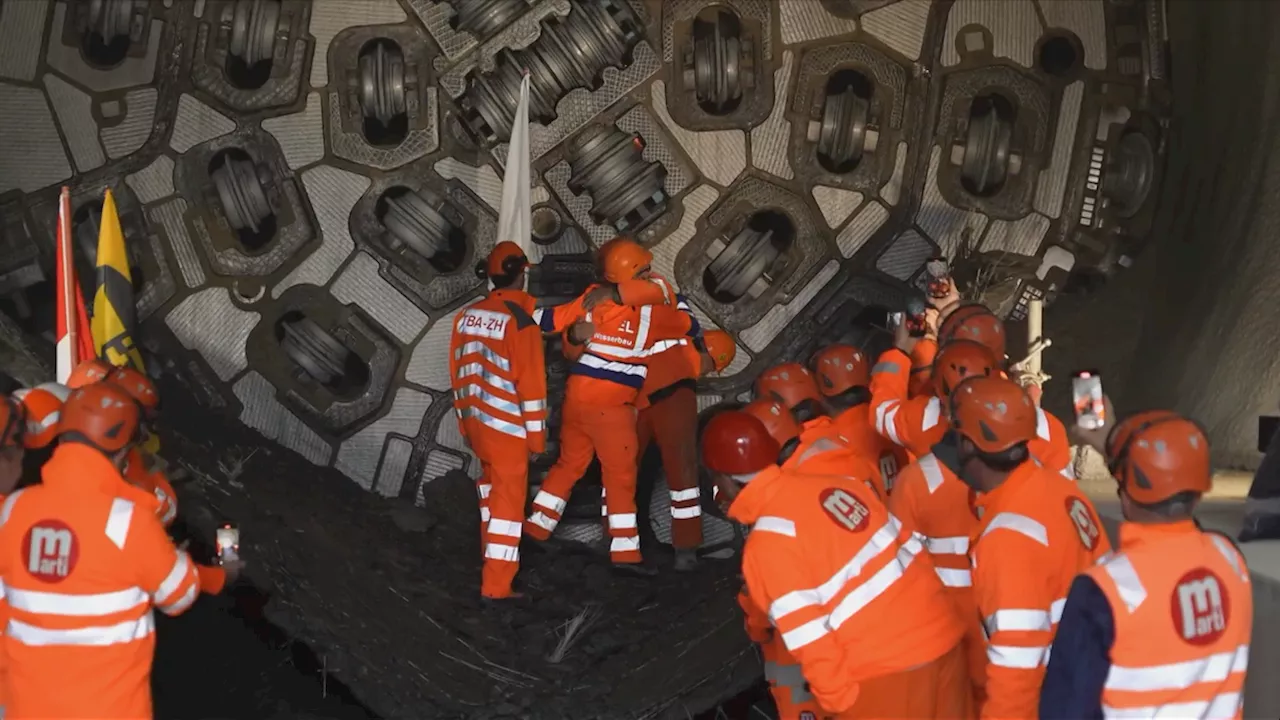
[91,188,146,372]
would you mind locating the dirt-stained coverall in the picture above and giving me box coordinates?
[526,278,694,563]
[449,288,547,598]
[0,443,201,719]
[869,347,1073,476]
[729,463,970,718]
[888,452,986,705]
[968,460,1111,718]
[1042,520,1251,719]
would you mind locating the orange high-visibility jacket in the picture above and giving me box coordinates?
[449,288,549,453]
[122,447,178,527]
[1080,521,1251,718]
[784,418,888,500]
[738,586,831,719]
[888,453,986,696]
[870,348,1073,475]
[0,443,201,719]
[729,464,964,715]
[908,337,938,398]
[970,461,1112,719]
[831,405,911,495]
[533,277,694,406]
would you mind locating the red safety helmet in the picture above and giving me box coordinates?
[66,358,114,389]
[755,363,822,409]
[598,237,653,283]
[933,339,998,398]
[938,303,1007,362]
[811,344,870,396]
[108,366,159,416]
[57,382,141,455]
[11,382,70,450]
[741,398,801,447]
[0,395,24,450]
[481,241,529,279]
[701,410,780,475]
[703,330,736,373]
[949,375,1038,454]
[1106,411,1212,505]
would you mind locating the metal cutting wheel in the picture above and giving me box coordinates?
[380,189,456,260]
[1104,132,1155,217]
[961,96,1014,196]
[690,9,743,114]
[228,0,280,66]
[211,153,273,234]
[86,0,133,43]
[706,221,782,300]
[358,40,407,126]
[280,315,350,386]
[450,0,526,39]
[817,84,870,172]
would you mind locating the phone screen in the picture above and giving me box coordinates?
[216,525,240,564]
[1072,372,1106,430]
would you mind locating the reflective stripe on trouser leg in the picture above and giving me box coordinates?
[589,403,642,563]
[476,478,493,549]
[652,387,702,549]
[479,454,529,599]
[524,403,596,540]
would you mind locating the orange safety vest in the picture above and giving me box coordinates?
[729,464,964,715]
[783,419,888,500]
[0,443,201,719]
[533,278,690,406]
[122,448,178,527]
[831,405,911,495]
[1086,520,1251,719]
[970,461,1112,719]
[449,288,549,453]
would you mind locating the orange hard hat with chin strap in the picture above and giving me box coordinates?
[11,382,70,450]
[479,241,529,280]
[57,382,141,455]
[598,237,653,283]
[1106,410,1212,505]
[66,358,114,389]
[701,410,780,475]
[702,330,736,373]
[107,366,160,416]
[741,398,801,447]
[933,339,998,398]
[948,375,1038,454]
[755,362,822,409]
[811,344,870,396]
[939,303,1007,362]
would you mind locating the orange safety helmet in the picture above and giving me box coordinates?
[701,410,780,475]
[1,395,24,450]
[57,382,141,455]
[11,382,71,450]
[755,363,822,409]
[66,358,113,389]
[948,375,1038,454]
[703,330,736,373]
[933,339,998,398]
[741,398,802,447]
[108,366,160,416]
[1106,410,1212,505]
[598,237,653,283]
[811,344,870,396]
[938,303,1007,362]
[480,241,529,279]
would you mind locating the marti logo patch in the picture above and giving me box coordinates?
[1172,567,1229,646]
[820,488,871,533]
[21,520,80,583]
[1065,497,1101,551]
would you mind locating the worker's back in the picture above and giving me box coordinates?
[0,443,200,719]
[1086,524,1251,719]
[832,405,911,494]
[783,421,888,500]
[971,461,1112,718]
[740,466,964,712]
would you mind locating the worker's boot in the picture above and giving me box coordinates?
[673,548,699,572]
[481,590,529,608]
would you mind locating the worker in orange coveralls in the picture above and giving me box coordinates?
[630,320,735,571]
[0,395,27,718]
[871,317,1074,476]
[447,241,548,601]
[811,344,911,494]
[1042,410,1251,719]
[703,410,971,718]
[884,343,1004,707]
[525,237,696,573]
[941,375,1110,718]
[0,382,216,720]
[107,366,181,528]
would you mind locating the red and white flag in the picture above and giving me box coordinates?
[53,187,93,382]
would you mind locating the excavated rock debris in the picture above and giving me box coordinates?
[156,377,759,719]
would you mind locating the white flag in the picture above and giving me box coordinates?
[496,72,533,262]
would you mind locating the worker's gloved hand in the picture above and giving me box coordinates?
[582,285,620,311]
[1067,393,1116,452]
[568,320,596,344]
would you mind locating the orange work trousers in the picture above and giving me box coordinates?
[466,422,529,599]
[636,386,702,550]
[837,641,972,719]
[525,401,642,564]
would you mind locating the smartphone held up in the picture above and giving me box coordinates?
[215,524,240,564]
[1072,371,1107,431]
